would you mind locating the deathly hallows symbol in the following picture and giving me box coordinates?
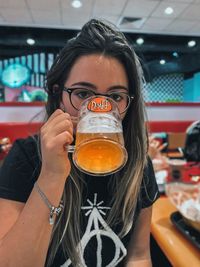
[61,193,127,267]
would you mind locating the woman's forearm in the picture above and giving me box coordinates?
[0,172,66,267]
[126,258,152,267]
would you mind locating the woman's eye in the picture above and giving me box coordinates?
[110,93,123,102]
[74,90,93,99]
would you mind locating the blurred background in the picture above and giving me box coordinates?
[0,3,200,266]
[0,0,200,103]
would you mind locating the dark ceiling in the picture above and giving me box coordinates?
[1,25,200,82]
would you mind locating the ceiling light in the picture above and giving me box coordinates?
[160,59,166,65]
[71,0,82,8]
[26,38,35,45]
[136,38,144,45]
[188,40,196,47]
[172,52,179,57]
[164,7,174,15]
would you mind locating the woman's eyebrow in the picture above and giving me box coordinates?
[70,82,128,91]
[70,82,97,90]
[108,85,128,91]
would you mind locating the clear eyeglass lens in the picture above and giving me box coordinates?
[70,88,130,113]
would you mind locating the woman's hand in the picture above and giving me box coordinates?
[40,109,74,180]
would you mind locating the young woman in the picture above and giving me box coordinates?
[0,19,159,267]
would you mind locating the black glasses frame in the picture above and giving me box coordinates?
[63,87,134,114]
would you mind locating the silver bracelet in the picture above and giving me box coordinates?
[34,182,64,225]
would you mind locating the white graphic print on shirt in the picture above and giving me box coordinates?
[61,193,127,267]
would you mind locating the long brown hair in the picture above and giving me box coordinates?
[44,19,147,266]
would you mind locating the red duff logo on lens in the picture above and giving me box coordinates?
[87,97,112,112]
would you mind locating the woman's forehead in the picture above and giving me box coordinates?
[66,54,128,88]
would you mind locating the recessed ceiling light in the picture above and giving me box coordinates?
[188,40,196,47]
[71,0,82,8]
[160,59,166,65]
[136,38,144,45]
[26,38,35,45]
[164,7,174,15]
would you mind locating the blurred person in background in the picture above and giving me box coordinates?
[148,135,168,172]
[0,137,12,154]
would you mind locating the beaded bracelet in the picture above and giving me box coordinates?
[34,182,64,225]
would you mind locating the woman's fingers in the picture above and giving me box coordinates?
[54,131,74,149]
[40,108,74,170]
[42,130,73,153]
[43,109,71,128]
[40,110,74,177]
[41,110,73,136]
[42,118,73,138]
[45,109,64,123]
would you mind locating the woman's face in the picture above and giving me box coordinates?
[61,54,129,122]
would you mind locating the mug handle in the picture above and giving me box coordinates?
[66,145,75,153]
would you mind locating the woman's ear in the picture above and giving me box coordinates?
[52,84,60,95]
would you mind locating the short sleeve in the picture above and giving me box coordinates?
[0,136,41,203]
[139,157,160,209]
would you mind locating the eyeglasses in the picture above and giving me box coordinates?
[63,87,134,114]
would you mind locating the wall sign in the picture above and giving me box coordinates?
[1,63,31,88]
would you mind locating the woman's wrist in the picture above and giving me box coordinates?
[36,172,66,210]
[39,167,69,183]
[34,182,64,225]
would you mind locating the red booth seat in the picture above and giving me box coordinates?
[147,120,194,133]
[0,122,43,143]
[0,120,194,161]
[0,122,42,161]
[0,120,194,143]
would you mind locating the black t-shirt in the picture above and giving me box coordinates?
[0,136,159,267]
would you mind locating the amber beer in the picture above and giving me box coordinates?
[72,96,128,175]
[74,131,127,175]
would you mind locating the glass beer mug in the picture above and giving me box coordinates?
[68,96,128,176]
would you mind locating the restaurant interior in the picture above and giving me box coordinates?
[0,0,200,266]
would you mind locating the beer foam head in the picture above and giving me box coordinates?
[77,113,123,133]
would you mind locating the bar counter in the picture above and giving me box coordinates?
[151,197,200,267]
